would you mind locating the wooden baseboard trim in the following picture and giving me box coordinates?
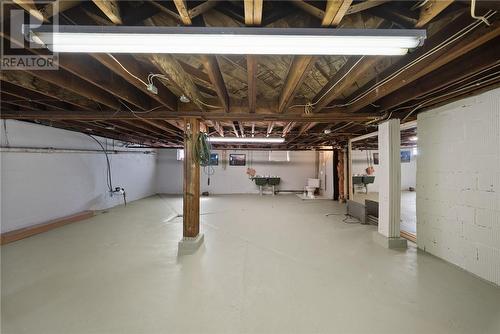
[400,230,417,243]
[1,211,94,245]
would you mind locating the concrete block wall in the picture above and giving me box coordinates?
[417,88,500,286]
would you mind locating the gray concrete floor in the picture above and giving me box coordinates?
[352,191,417,234]
[2,194,499,334]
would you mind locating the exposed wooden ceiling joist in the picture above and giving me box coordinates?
[415,0,454,28]
[1,109,378,122]
[151,54,206,111]
[322,0,353,27]
[92,0,122,24]
[244,0,264,25]
[200,55,230,113]
[247,56,257,113]
[279,56,316,113]
[91,54,177,111]
[343,14,500,114]
[172,0,192,25]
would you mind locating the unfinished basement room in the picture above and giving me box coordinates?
[1,0,499,333]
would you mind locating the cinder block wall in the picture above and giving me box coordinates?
[417,88,500,286]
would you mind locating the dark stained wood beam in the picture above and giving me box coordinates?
[312,56,378,112]
[1,71,96,111]
[178,60,212,85]
[106,120,166,142]
[67,120,168,146]
[121,120,173,140]
[247,56,257,113]
[200,55,230,113]
[279,56,316,113]
[376,40,500,112]
[343,15,500,113]
[1,108,379,122]
[92,0,122,24]
[345,0,390,15]
[91,54,177,111]
[39,0,82,20]
[2,33,151,111]
[149,1,182,23]
[416,0,454,28]
[140,119,184,139]
[322,0,353,26]
[122,2,160,25]
[24,68,120,110]
[1,84,70,111]
[189,1,221,19]
[370,7,417,28]
[298,122,317,136]
[57,54,151,110]
[290,0,324,20]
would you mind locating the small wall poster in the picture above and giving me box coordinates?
[229,154,246,166]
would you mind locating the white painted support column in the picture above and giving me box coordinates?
[373,119,407,249]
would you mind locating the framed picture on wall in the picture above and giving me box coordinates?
[229,154,246,166]
[373,153,379,165]
[209,153,219,166]
[202,153,219,166]
[401,150,411,163]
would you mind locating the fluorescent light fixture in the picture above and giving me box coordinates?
[27,25,426,56]
[208,137,285,144]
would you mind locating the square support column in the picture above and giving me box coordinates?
[179,117,204,255]
[373,119,407,249]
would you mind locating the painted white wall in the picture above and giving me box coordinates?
[351,148,416,192]
[417,88,500,286]
[157,149,318,194]
[0,120,157,233]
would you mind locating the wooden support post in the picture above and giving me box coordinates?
[183,117,200,239]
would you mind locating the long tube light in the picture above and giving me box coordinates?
[208,137,285,144]
[27,26,426,56]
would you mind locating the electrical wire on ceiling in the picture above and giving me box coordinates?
[470,0,491,26]
[401,73,500,121]
[196,99,223,109]
[287,56,365,113]
[108,54,149,87]
[148,73,170,86]
[321,10,497,110]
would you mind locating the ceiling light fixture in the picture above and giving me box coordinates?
[27,26,426,56]
[208,137,285,144]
